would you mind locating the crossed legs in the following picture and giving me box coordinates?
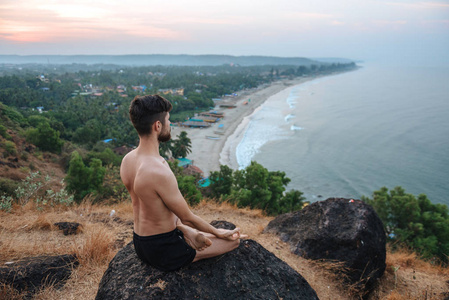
[176,222,241,262]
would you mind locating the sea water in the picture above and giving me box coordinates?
[236,63,449,205]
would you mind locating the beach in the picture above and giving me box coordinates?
[171,76,316,177]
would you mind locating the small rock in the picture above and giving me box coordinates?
[54,222,82,235]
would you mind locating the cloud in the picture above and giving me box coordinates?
[0,2,185,43]
[285,12,336,19]
[386,1,449,9]
[331,21,345,26]
[373,20,408,25]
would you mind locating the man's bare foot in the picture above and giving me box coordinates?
[177,224,212,251]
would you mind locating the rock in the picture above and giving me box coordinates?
[0,254,79,297]
[96,223,318,300]
[264,197,386,295]
[54,222,82,235]
[209,220,236,230]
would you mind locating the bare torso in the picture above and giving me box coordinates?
[120,149,177,236]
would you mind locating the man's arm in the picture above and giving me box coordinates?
[153,166,241,240]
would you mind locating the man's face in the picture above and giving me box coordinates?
[158,112,171,143]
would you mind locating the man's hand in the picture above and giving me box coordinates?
[215,228,248,241]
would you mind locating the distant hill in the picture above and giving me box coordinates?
[0,54,338,66]
[312,57,357,64]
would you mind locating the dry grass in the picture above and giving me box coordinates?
[0,283,26,300]
[1,200,448,300]
[368,247,449,300]
[71,225,115,266]
[30,214,54,231]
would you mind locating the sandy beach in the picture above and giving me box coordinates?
[170,76,317,177]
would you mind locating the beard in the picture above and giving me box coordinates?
[158,126,171,143]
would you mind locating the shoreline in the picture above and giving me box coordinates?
[173,76,320,177]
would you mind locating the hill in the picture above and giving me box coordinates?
[0,201,448,299]
[0,54,344,66]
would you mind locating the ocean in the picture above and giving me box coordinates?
[235,63,449,205]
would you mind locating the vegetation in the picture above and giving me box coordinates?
[362,186,449,264]
[209,162,307,216]
[1,61,448,298]
[0,171,73,211]
[168,160,202,206]
[0,62,354,204]
[65,151,106,203]
[171,131,192,158]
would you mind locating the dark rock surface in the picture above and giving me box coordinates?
[54,222,82,235]
[0,254,79,296]
[264,197,386,294]
[209,220,236,230]
[96,223,318,300]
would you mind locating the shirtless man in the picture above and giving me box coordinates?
[120,94,244,272]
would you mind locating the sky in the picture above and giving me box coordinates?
[1,0,448,65]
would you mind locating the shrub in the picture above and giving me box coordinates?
[0,171,74,211]
[0,177,19,197]
[65,151,106,203]
[167,160,202,206]
[210,161,306,216]
[26,122,63,153]
[0,124,11,140]
[97,165,129,203]
[0,195,12,212]
[2,140,17,157]
[362,186,449,263]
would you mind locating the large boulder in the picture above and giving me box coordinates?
[264,198,386,295]
[0,254,79,297]
[96,225,318,299]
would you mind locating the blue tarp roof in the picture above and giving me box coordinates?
[177,158,192,167]
[198,178,210,187]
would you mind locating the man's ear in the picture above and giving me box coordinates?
[153,121,161,132]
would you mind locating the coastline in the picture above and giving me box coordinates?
[172,76,318,177]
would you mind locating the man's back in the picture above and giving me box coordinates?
[120,149,177,236]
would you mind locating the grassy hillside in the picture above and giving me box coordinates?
[1,100,448,300]
[0,200,448,299]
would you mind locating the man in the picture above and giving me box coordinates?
[120,94,244,272]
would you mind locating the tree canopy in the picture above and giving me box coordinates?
[362,186,449,263]
[209,161,307,215]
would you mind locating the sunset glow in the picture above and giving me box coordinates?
[0,0,448,64]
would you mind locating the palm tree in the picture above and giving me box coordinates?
[172,131,192,158]
[159,139,173,159]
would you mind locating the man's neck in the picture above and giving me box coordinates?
[137,135,160,156]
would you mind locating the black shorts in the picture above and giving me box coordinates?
[133,229,196,272]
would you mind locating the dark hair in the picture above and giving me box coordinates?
[129,94,172,136]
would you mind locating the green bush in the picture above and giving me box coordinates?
[209,161,306,216]
[87,148,122,167]
[0,172,74,211]
[26,122,63,153]
[178,175,202,206]
[0,124,11,140]
[362,186,449,263]
[65,151,106,203]
[167,160,203,206]
[0,195,12,212]
[0,177,19,197]
[97,165,129,203]
[2,140,17,156]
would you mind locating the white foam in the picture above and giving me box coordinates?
[290,125,303,131]
[285,114,296,122]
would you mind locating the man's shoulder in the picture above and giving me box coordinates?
[138,157,173,178]
[121,149,137,166]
